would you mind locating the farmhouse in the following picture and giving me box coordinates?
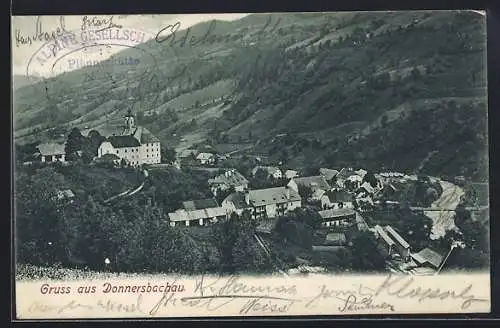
[320,190,354,210]
[317,208,356,228]
[208,169,249,196]
[168,207,229,227]
[36,143,66,163]
[97,110,161,166]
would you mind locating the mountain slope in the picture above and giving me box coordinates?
[13,11,488,180]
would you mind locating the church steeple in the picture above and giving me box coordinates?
[124,109,135,131]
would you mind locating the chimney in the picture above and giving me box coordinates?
[244,192,250,205]
[285,187,290,199]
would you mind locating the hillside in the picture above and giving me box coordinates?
[13,11,488,180]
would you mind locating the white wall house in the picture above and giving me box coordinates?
[37,143,66,163]
[97,110,161,166]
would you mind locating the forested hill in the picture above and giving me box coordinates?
[13,11,488,181]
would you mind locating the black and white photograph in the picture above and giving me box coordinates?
[12,11,490,318]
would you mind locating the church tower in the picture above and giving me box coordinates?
[124,109,136,132]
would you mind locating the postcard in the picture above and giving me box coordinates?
[11,11,490,319]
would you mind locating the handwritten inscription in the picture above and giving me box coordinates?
[22,273,489,317]
[149,274,299,315]
[374,275,489,310]
[28,295,145,315]
[338,295,395,313]
[305,283,376,309]
[155,16,282,47]
[15,16,69,47]
[239,297,297,314]
[81,15,122,32]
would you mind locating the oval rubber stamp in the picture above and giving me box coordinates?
[25,23,160,100]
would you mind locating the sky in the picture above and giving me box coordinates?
[11,14,249,77]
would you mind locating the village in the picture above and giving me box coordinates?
[21,110,468,277]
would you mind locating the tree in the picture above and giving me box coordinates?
[65,128,85,160]
[350,231,386,272]
[298,184,313,201]
[210,214,241,273]
[88,130,106,156]
[161,147,177,164]
[16,167,69,265]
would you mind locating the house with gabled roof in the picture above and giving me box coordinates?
[168,207,229,227]
[317,208,356,228]
[248,186,302,219]
[223,186,302,219]
[36,143,66,163]
[320,190,354,209]
[385,225,411,261]
[374,225,396,257]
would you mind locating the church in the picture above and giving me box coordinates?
[97,110,161,166]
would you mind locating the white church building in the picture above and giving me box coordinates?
[98,110,161,166]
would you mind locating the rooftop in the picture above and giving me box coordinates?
[285,170,299,179]
[385,225,410,249]
[249,186,301,207]
[223,191,250,209]
[182,198,219,211]
[318,208,356,219]
[208,170,249,187]
[411,248,444,269]
[375,225,396,246]
[337,168,357,180]
[292,176,331,190]
[319,168,339,181]
[37,143,65,156]
[325,190,353,203]
[252,166,281,176]
[168,207,229,222]
[107,135,141,148]
[197,152,214,160]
